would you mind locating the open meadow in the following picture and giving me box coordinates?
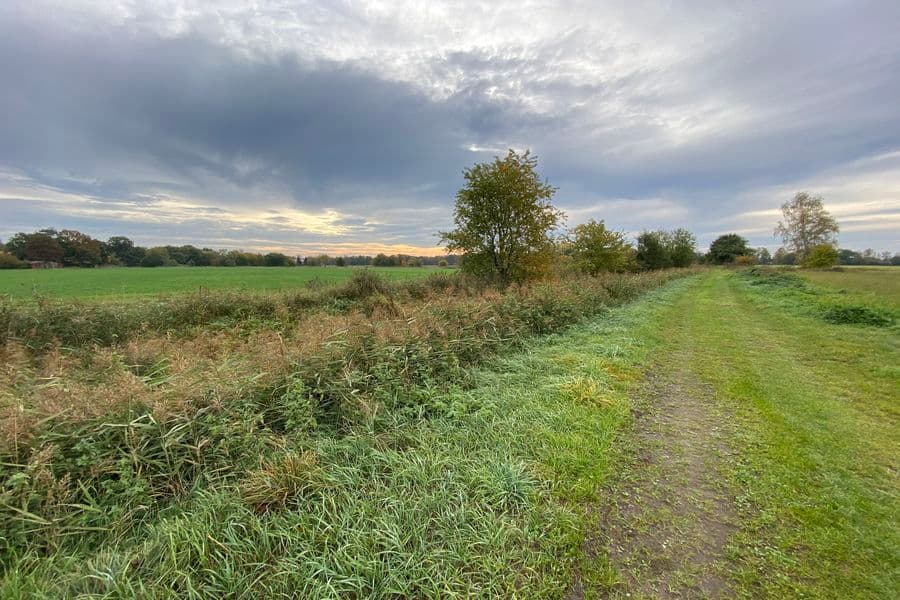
[0,266,897,598]
[0,266,442,301]
[795,266,900,308]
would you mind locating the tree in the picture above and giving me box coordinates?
[335,256,346,267]
[570,219,633,274]
[0,251,28,269]
[440,149,564,282]
[6,230,64,262]
[263,252,292,266]
[838,248,862,266]
[636,231,671,270]
[438,259,449,268]
[708,233,751,264]
[141,247,171,267]
[372,253,394,267]
[802,244,839,268]
[774,192,839,261]
[755,248,772,265]
[772,247,796,265]
[104,236,145,266]
[57,229,103,267]
[668,228,697,267]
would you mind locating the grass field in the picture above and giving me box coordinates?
[1,268,897,597]
[0,266,443,300]
[795,266,900,308]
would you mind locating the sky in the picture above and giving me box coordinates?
[1,0,899,256]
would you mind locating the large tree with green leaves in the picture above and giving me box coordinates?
[774,192,839,261]
[5,230,64,262]
[440,150,564,282]
[635,230,671,270]
[570,219,633,274]
[668,228,697,268]
[708,233,752,264]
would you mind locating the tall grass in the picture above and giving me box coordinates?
[0,271,474,351]
[0,268,696,593]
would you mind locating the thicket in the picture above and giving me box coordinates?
[0,268,693,567]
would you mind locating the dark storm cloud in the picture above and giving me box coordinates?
[0,17,476,211]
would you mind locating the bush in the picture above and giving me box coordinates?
[0,252,28,269]
[732,254,757,267]
[801,244,839,269]
[331,269,393,301]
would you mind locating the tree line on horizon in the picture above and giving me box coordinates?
[0,230,459,270]
[2,153,897,273]
[439,151,898,282]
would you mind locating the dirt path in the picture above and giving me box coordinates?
[569,360,739,599]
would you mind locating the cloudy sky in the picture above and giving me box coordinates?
[2,0,899,255]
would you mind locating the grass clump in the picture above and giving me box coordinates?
[821,304,894,326]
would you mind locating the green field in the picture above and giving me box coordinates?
[0,266,443,300]
[795,266,900,308]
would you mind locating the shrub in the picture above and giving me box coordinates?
[570,220,633,274]
[732,254,757,267]
[332,269,392,301]
[0,252,28,269]
[708,233,752,264]
[801,244,840,269]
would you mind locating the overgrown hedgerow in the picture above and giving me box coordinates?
[0,270,478,352]
[0,268,694,568]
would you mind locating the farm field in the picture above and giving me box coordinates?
[0,268,897,597]
[795,266,900,308]
[0,266,443,300]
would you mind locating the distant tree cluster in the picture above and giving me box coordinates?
[298,254,457,267]
[0,229,295,269]
[770,247,899,267]
[635,229,697,270]
[702,193,897,268]
[0,229,461,270]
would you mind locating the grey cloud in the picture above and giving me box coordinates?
[1,1,899,252]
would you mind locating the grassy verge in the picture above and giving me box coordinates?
[0,274,698,596]
[645,270,898,598]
